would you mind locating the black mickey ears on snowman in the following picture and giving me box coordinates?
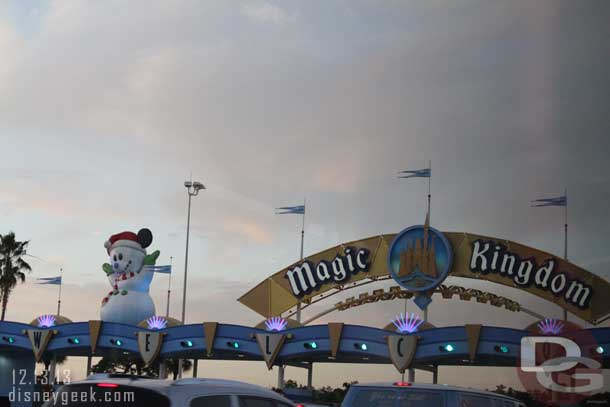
[137,228,153,249]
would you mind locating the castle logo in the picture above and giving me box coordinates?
[387,218,453,293]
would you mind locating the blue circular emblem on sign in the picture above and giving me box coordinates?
[387,224,453,292]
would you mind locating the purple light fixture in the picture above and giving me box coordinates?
[537,318,564,335]
[38,314,56,328]
[392,313,424,334]
[146,316,168,330]
[265,317,288,332]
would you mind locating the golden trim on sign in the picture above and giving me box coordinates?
[203,322,218,357]
[88,320,103,354]
[328,322,344,358]
[465,324,482,362]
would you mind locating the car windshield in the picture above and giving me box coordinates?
[41,383,170,407]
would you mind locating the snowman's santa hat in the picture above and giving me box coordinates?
[105,228,153,254]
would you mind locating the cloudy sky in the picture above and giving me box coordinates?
[1,0,609,389]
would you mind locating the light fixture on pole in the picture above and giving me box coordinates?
[181,179,205,324]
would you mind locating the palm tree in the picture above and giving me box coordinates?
[91,356,192,379]
[0,232,32,320]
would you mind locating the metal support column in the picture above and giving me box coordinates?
[432,366,438,384]
[408,368,415,382]
[307,363,313,389]
[49,357,57,384]
[277,366,285,389]
[193,359,198,378]
[159,360,167,379]
[86,355,92,377]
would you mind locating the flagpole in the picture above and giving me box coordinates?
[563,188,568,321]
[57,268,63,315]
[531,192,570,322]
[166,256,173,318]
[428,160,431,222]
[296,198,306,323]
[426,160,431,324]
[300,198,306,260]
[564,188,568,260]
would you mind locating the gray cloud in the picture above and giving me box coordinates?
[1,0,609,387]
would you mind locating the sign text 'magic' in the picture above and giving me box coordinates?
[284,247,370,297]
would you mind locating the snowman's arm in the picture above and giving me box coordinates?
[102,263,113,276]
[144,250,160,266]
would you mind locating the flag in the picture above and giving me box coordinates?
[36,276,61,285]
[144,265,172,274]
[275,205,305,215]
[398,168,431,178]
[531,195,567,207]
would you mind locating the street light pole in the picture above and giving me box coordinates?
[181,180,205,324]
[178,180,204,379]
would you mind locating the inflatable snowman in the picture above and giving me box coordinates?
[100,228,160,325]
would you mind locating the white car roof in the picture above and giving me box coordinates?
[351,382,518,401]
[78,375,291,403]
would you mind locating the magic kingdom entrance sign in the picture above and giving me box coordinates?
[239,225,610,324]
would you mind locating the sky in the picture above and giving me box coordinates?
[1,0,609,390]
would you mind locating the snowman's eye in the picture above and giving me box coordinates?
[113,255,117,261]
[118,253,123,261]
